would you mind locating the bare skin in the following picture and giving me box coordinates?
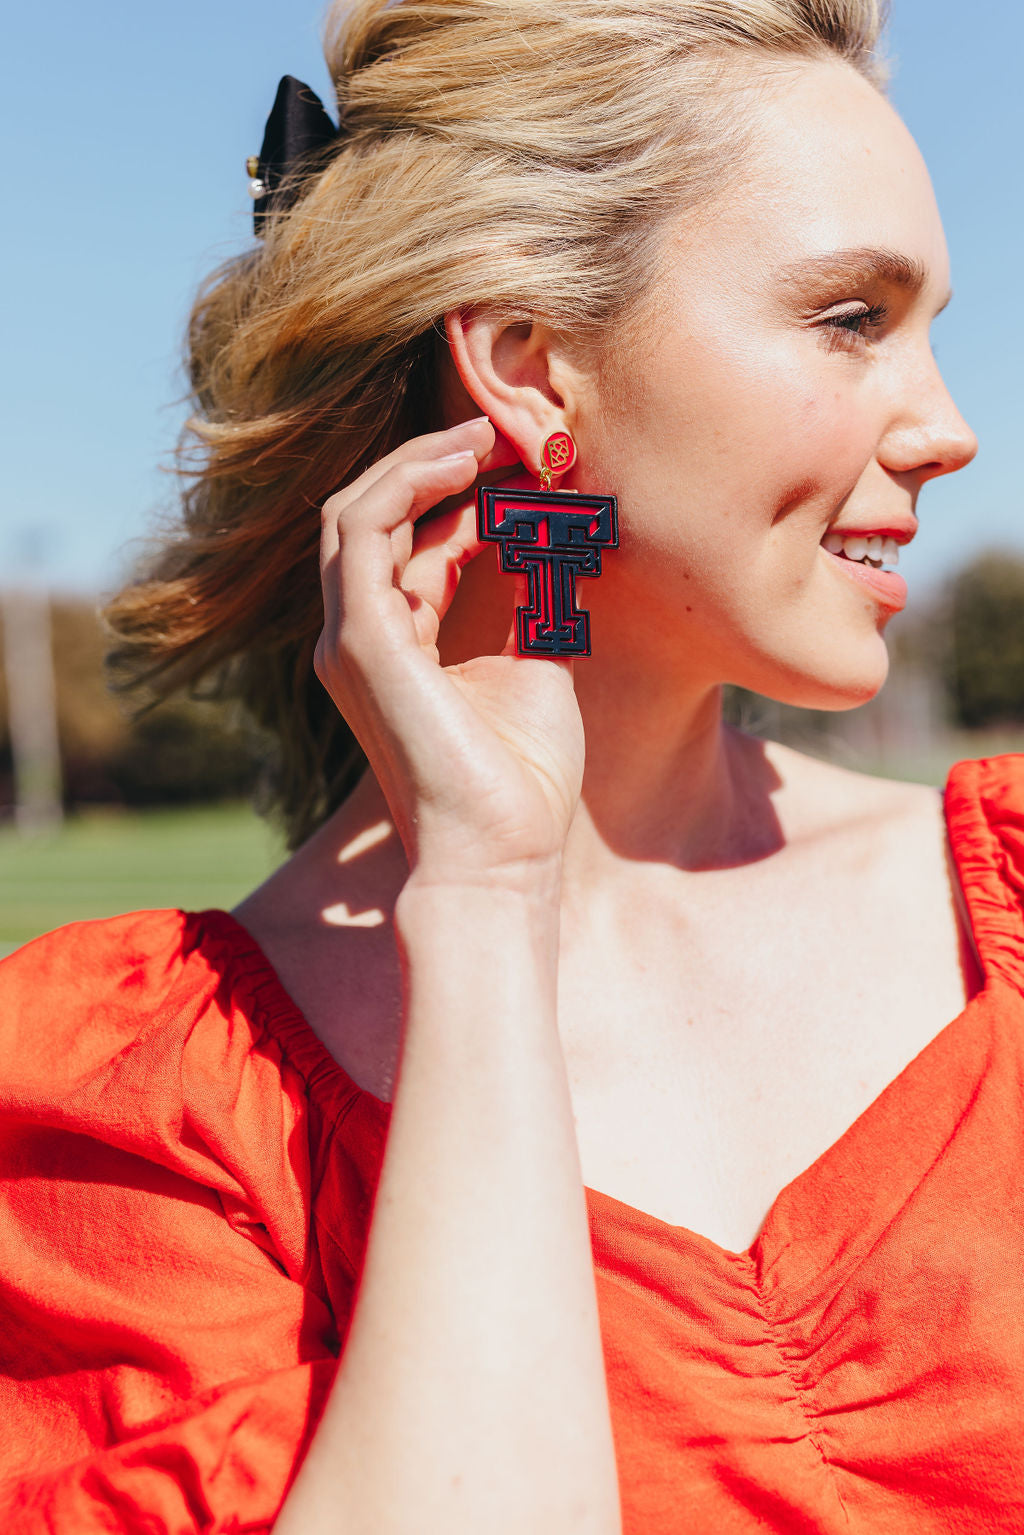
[252,55,979,1534]
[242,741,982,1256]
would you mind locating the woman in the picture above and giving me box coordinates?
[3,0,1016,1529]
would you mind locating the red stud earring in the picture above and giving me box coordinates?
[538,429,577,489]
[477,431,619,657]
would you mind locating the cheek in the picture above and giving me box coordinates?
[615,339,870,515]
[772,383,876,499]
[585,329,880,604]
[703,344,877,524]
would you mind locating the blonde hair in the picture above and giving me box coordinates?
[106,0,889,849]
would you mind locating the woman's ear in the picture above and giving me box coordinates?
[444,310,581,480]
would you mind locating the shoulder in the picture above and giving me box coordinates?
[0,911,347,1527]
[233,792,407,1102]
[0,907,315,1122]
[1,905,198,983]
[763,739,1024,820]
[945,752,1024,831]
[756,736,945,849]
[944,753,1024,902]
[0,908,196,1063]
[0,905,360,1274]
[764,740,1024,917]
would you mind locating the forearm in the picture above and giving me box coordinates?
[274,879,621,1535]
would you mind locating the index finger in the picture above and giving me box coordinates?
[325,417,497,519]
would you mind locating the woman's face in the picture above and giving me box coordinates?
[576,56,977,707]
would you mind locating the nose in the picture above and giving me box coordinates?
[878,353,978,488]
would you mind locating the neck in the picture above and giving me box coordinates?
[434,524,787,885]
[562,659,785,890]
[299,573,790,902]
[305,665,787,912]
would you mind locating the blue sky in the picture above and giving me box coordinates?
[2,0,1020,599]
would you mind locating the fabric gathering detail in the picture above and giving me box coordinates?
[1,755,1023,1532]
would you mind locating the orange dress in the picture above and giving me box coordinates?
[2,755,1024,1533]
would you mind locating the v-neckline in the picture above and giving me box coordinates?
[584,781,995,1272]
[585,987,995,1272]
[215,764,1004,1281]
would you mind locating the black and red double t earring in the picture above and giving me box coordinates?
[476,431,619,657]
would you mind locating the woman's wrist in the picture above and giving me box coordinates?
[394,870,564,1006]
[397,854,564,921]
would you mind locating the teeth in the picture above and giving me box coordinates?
[821,531,902,568]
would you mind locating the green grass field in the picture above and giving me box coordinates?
[0,803,285,958]
[4,727,1023,960]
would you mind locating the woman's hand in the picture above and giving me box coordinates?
[278,415,623,1535]
[315,416,585,887]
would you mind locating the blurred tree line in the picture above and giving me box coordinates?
[0,599,260,814]
[2,549,1024,817]
[942,553,1024,727]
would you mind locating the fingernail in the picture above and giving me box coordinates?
[460,414,490,426]
[437,449,478,462]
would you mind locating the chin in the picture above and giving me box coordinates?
[738,635,891,713]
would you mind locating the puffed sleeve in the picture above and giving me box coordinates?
[0,910,344,1533]
[946,755,1024,993]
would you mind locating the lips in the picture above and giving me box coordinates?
[822,517,917,552]
[820,543,907,611]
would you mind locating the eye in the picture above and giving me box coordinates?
[819,302,888,352]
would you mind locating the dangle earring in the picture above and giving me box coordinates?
[477,431,619,657]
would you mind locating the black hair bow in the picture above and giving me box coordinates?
[248,75,342,235]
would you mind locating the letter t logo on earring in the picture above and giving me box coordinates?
[476,430,618,657]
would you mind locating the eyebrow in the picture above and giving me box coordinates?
[779,247,952,312]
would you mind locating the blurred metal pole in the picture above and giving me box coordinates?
[2,589,64,834]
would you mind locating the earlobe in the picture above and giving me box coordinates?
[443,309,575,481]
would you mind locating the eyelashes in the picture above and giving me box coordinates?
[818,301,889,352]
